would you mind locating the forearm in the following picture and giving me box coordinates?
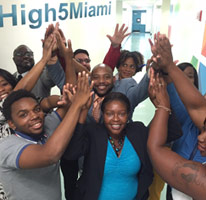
[168,63,206,127]
[40,95,60,113]
[148,109,169,150]
[78,108,88,123]
[64,58,77,85]
[39,102,82,165]
[73,58,89,74]
[14,58,47,91]
[47,60,65,91]
[103,44,121,71]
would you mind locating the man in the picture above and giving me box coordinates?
[0,72,91,200]
[87,63,149,123]
[73,49,91,72]
[13,44,65,98]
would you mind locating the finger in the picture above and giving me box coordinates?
[122,26,128,34]
[114,23,119,35]
[148,38,154,48]
[58,28,65,40]
[67,39,72,50]
[106,35,112,42]
[123,32,130,39]
[119,24,125,33]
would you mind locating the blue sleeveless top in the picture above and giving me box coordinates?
[98,136,141,200]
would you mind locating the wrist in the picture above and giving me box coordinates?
[111,43,120,48]
[167,62,176,74]
[155,105,171,115]
[47,56,58,65]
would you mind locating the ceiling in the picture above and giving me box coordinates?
[119,0,162,9]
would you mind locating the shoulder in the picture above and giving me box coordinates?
[127,121,147,132]
[113,78,137,92]
[126,122,148,141]
[44,111,62,137]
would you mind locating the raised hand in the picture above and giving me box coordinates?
[106,24,130,48]
[150,33,174,73]
[57,83,73,107]
[73,71,93,108]
[55,31,73,60]
[148,68,170,109]
[42,34,56,63]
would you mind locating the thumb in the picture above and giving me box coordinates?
[106,35,112,42]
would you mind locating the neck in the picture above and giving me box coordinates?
[109,132,124,140]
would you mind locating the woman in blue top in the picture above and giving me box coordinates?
[166,63,206,200]
[64,92,153,200]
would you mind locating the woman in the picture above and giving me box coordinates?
[103,24,145,81]
[115,50,145,80]
[166,62,205,200]
[63,92,153,200]
[0,69,16,200]
[148,33,206,200]
[0,69,17,139]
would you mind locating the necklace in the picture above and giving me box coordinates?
[108,135,125,156]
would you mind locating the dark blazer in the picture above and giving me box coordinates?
[63,122,153,200]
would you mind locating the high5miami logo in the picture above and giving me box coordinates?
[0,1,112,29]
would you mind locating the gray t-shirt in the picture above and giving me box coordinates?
[0,111,62,200]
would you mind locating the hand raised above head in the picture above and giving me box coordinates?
[72,72,94,108]
[57,83,75,107]
[148,68,170,109]
[151,34,174,72]
[55,31,73,59]
[106,23,130,48]
[42,34,56,63]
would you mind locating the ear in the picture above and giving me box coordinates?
[8,120,16,130]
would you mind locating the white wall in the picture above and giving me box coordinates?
[0,0,116,74]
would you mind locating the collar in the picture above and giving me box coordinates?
[15,131,47,144]
[16,71,27,77]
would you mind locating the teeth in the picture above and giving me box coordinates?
[98,86,106,89]
[0,94,8,100]
[111,125,120,129]
[32,122,42,129]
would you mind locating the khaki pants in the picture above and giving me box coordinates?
[148,169,165,200]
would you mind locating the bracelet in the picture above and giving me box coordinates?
[156,105,171,115]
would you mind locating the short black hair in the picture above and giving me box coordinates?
[116,50,144,73]
[73,49,89,57]
[177,62,199,89]
[0,68,17,89]
[101,92,131,114]
[3,89,38,121]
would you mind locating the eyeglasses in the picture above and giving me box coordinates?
[75,58,91,64]
[14,52,34,57]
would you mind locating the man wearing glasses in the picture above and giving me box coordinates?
[73,49,91,72]
[12,44,64,98]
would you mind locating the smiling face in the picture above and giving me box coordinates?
[8,97,44,135]
[103,100,128,137]
[91,64,114,97]
[118,57,136,79]
[13,45,34,74]
[0,76,13,101]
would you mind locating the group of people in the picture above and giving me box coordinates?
[0,23,206,200]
